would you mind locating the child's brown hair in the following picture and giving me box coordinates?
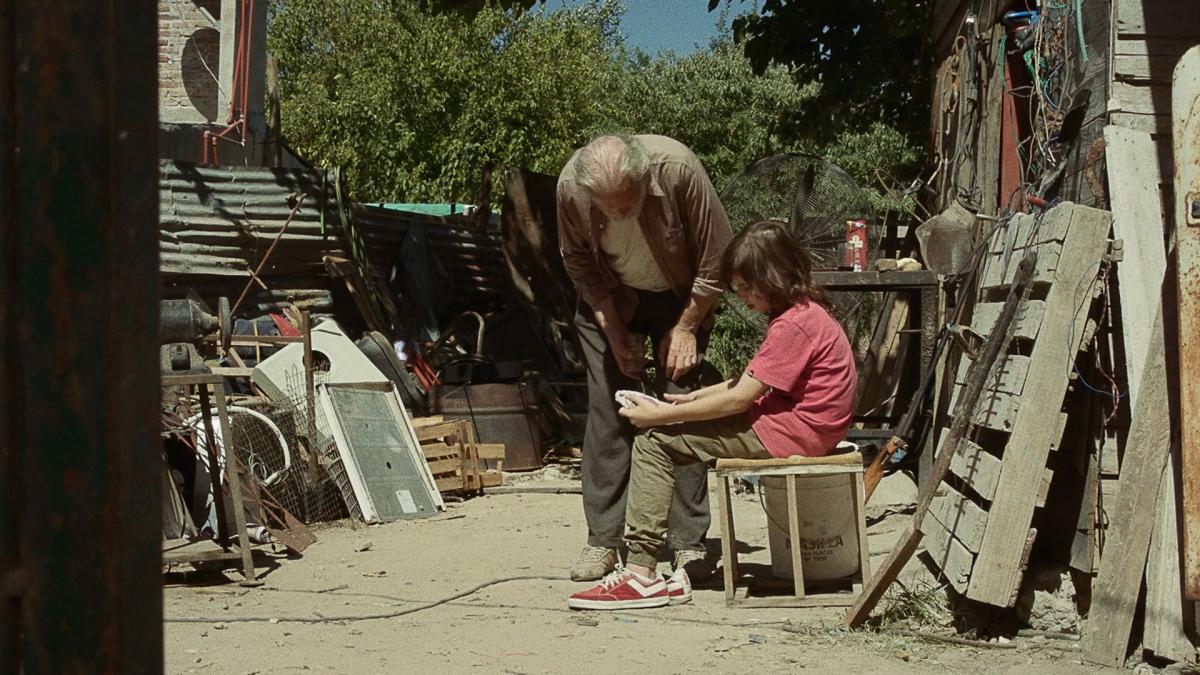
[719,220,833,314]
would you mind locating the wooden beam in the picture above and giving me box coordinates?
[1106,123,1168,400]
[1105,122,1194,654]
[1082,312,1173,667]
[966,205,1111,607]
[1144,453,1195,662]
[1174,44,1200,601]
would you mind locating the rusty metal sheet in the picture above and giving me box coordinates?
[1173,45,1200,600]
[1,1,162,671]
[355,205,511,321]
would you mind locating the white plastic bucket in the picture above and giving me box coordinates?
[761,473,860,581]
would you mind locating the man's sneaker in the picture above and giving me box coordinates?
[674,549,713,584]
[570,545,619,581]
[666,568,692,605]
[568,567,670,610]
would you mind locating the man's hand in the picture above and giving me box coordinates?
[658,326,698,381]
[663,391,697,404]
[603,326,645,380]
[594,297,643,380]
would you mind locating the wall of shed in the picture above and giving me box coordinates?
[929,0,1112,213]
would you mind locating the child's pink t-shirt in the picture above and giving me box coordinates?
[746,300,857,457]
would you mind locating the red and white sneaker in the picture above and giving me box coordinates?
[567,567,669,610]
[666,568,692,605]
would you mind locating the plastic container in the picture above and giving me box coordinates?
[761,473,860,581]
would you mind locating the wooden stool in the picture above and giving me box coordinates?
[714,451,869,607]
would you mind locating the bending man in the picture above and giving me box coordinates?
[557,134,733,582]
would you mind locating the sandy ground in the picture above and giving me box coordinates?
[164,474,1114,675]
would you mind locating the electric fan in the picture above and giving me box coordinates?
[719,153,883,349]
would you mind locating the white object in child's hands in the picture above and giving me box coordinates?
[615,390,669,409]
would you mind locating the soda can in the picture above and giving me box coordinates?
[845,219,869,271]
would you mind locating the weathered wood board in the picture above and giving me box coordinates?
[1174,43,1200,603]
[1082,313,1174,667]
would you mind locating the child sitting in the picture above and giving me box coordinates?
[567,220,858,610]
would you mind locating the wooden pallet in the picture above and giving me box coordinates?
[923,203,1111,607]
[412,416,503,494]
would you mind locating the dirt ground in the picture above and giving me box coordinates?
[164,473,1114,675]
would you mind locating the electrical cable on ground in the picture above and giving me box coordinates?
[164,574,570,624]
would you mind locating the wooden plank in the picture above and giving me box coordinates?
[1110,80,1172,115]
[426,458,461,475]
[949,385,1018,431]
[1144,452,1195,663]
[967,204,1111,607]
[1103,123,1190,652]
[981,249,1060,290]
[420,442,457,460]
[1106,126,1167,398]
[1109,111,1173,136]
[1174,44,1200,601]
[716,453,862,471]
[414,421,465,442]
[1114,0,1200,37]
[929,484,988,552]
[975,26,1005,216]
[1082,312,1173,667]
[475,443,506,460]
[970,300,1045,341]
[434,476,465,492]
[412,416,447,427]
[1114,54,1179,84]
[1070,452,1101,574]
[920,515,974,593]
[946,438,1002,501]
[1114,36,1200,57]
[479,471,503,488]
[988,210,1071,253]
[955,354,1030,394]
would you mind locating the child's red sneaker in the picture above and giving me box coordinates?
[567,567,669,610]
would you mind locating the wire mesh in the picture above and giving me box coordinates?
[718,153,884,361]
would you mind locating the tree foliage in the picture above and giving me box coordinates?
[269,0,625,201]
[715,0,933,141]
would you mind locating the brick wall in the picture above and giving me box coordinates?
[158,0,222,124]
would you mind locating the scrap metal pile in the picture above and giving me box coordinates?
[157,161,583,583]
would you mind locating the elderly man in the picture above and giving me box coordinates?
[557,134,733,582]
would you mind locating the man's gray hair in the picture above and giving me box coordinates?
[574,134,650,195]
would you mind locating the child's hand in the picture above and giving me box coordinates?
[618,398,663,428]
[663,392,696,404]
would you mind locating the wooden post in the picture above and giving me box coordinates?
[1082,313,1173,667]
[302,311,321,485]
[1173,45,1200,601]
[1105,123,1193,662]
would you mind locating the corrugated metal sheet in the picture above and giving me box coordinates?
[159,161,515,329]
[355,204,512,322]
[160,160,346,278]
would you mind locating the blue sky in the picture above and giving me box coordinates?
[551,0,761,56]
